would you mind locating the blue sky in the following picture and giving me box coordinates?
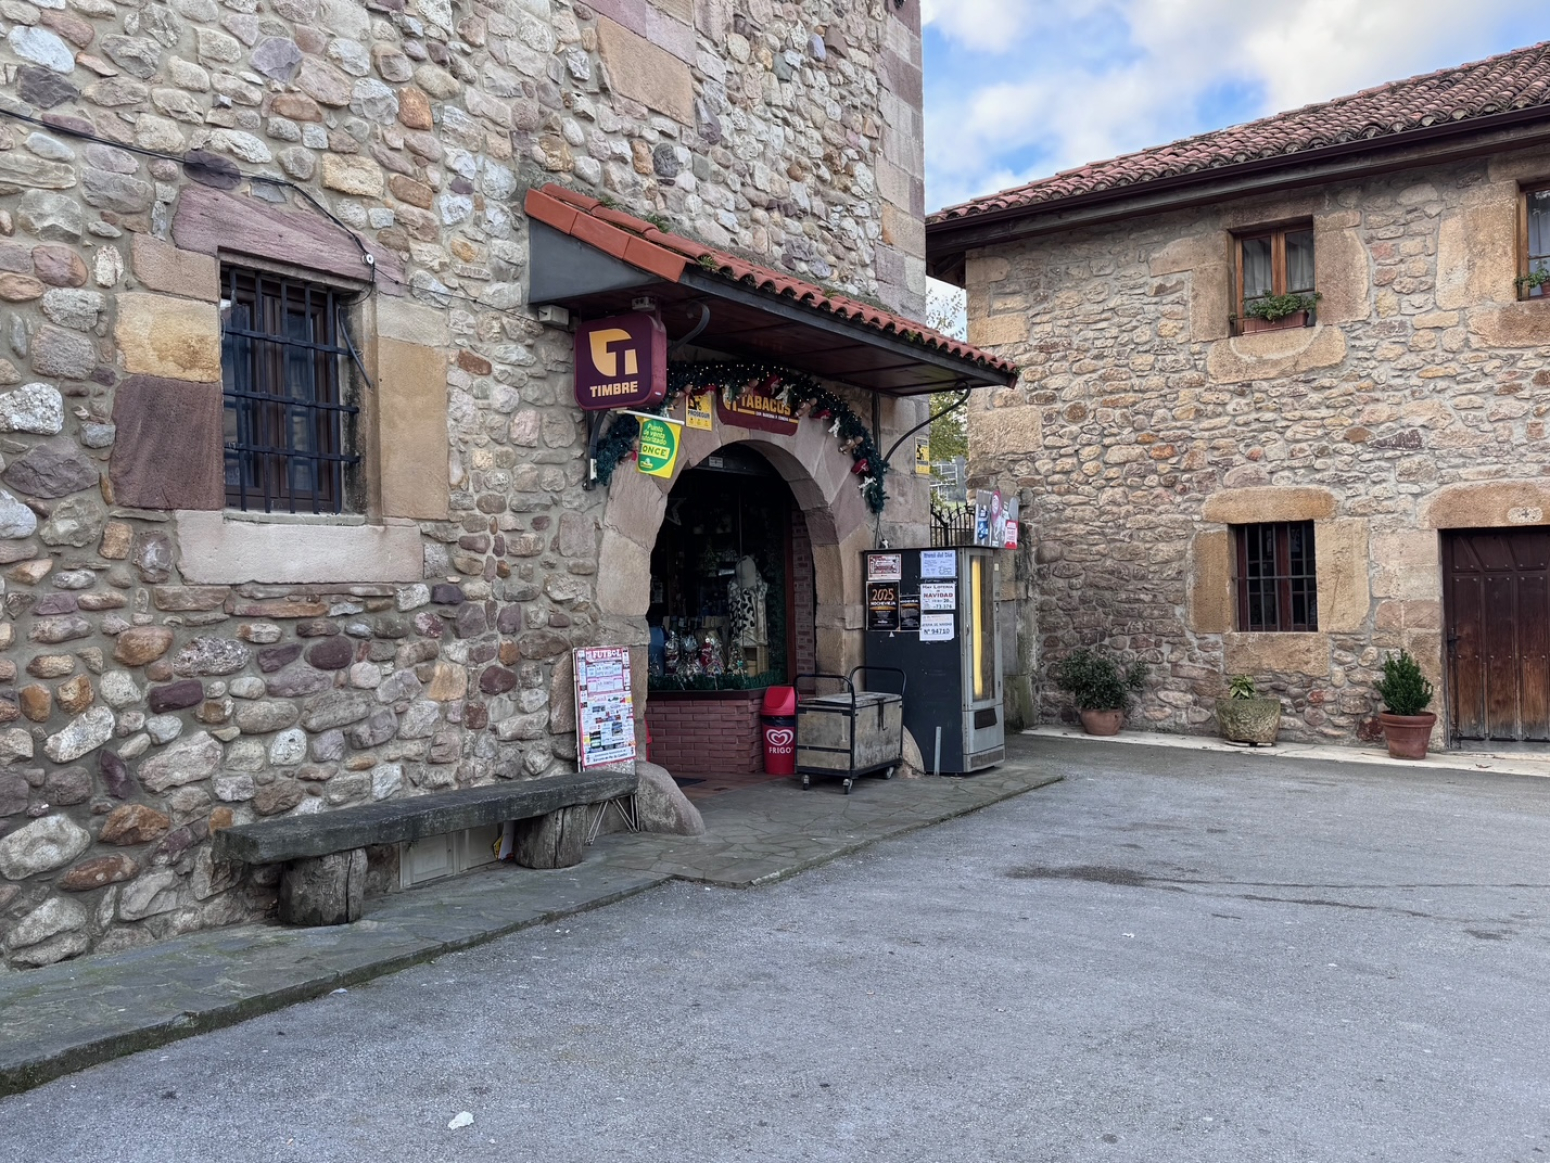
[922,2,1550,215]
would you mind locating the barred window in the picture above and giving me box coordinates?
[221,267,358,513]
[1234,521,1318,632]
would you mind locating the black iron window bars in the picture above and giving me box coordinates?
[221,266,359,514]
[1234,520,1318,633]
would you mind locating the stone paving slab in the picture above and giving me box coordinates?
[0,747,1061,1096]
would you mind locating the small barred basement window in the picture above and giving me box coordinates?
[221,266,359,513]
[1234,521,1318,632]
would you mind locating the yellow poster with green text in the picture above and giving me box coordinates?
[635,415,681,478]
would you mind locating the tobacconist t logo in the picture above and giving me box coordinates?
[588,328,639,378]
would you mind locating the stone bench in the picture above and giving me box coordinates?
[212,770,638,926]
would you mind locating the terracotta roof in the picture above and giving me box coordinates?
[524,184,1016,377]
[930,40,1550,225]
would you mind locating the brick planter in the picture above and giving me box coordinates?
[645,690,766,775]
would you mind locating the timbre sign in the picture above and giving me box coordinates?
[574,313,667,410]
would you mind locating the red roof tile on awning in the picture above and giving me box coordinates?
[525,184,1017,382]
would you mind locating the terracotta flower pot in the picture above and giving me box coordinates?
[1216,696,1281,745]
[1378,712,1437,760]
[1079,709,1125,736]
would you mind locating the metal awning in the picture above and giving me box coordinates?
[525,186,1018,398]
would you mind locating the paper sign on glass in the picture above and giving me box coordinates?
[919,613,955,642]
[920,582,956,612]
[920,550,957,579]
[868,553,902,582]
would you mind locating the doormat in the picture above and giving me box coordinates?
[671,777,705,787]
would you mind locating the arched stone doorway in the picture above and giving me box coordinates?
[595,417,878,749]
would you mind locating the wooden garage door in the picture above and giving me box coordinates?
[1443,529,1550,742]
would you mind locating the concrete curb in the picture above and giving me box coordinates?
[1022,725,1550,780]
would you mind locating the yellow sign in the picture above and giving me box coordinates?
[685,392,713,431]
[634,414,682,478]
[915,438,931,475]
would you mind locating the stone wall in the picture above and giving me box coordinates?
[964,146,1550,742]
[0,0,929,967]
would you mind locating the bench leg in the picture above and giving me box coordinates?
[512,805,591,870]
[278,848,367,926]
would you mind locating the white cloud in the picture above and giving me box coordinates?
[924,0,1544,212]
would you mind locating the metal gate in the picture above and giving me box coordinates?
[1443,528,1550,742]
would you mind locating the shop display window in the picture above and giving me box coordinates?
[647,446,801,692]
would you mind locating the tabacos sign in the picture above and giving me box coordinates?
[716,383,799,435]
[574,313,667,410]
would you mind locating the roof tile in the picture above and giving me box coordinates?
[525,184,1016,376]
[930,42,1550,225]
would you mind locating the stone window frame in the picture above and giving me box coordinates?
[1191,488,1370,680]
[149,190,453,584]
[1516,183,1550,301]
[176,275,435,585]
[1231,218,1317,335]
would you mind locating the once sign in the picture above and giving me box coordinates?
[574,313,667,410]
[635,415,681,478]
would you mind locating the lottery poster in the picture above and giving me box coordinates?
[920,581,957,612]
[867,581,901,632]
[573,646,636,770]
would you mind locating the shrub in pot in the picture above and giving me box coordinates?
[1375,650,1436,759]
[1216,675,1282,746]
[1051,647,1148,736]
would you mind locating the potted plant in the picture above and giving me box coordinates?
[1051,647,1148,736]
[1237,291,1322,334]
[1215,675,1282,745]
[1375,650,1436,759]
[1515,268,1550,299]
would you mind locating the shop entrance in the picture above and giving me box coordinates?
[644,443,815,781]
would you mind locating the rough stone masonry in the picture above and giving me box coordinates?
[962,152,1550,745]
[0,0,930,967]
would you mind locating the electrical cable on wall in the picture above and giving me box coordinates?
[0,106,525,320]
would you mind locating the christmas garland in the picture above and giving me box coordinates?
[592,359,890,513]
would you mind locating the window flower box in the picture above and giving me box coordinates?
[1239,309,1312,334]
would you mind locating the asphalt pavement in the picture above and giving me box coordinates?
[3,736,1548,1163]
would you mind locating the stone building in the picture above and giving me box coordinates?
[927,43,1550,748]
[0,0,1015,967]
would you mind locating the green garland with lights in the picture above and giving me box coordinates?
[593,360,890,513]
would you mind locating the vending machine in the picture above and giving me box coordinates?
[861,546,1004,774]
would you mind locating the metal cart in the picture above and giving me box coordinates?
[793,667,906,794]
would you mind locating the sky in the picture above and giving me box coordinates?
[921,1,1550,216]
